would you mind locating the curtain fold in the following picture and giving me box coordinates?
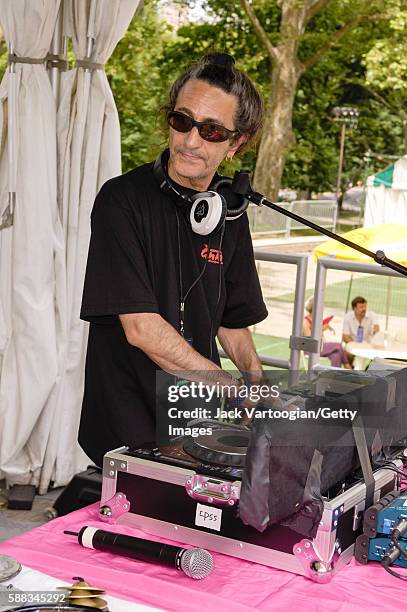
[0,0,140,492]
[42,0,140,492]
[0,0,64,487]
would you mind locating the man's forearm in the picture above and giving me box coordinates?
[119,313,240,391]
[217,326,264,383]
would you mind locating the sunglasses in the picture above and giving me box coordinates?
[167,110,239,143]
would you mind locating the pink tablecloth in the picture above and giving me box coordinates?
[0,503,406,611]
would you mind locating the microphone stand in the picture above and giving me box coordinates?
[232,171,407,277]
[231,173,406,511]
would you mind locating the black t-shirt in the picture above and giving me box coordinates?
[78,158,267,466]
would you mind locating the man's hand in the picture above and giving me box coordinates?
[217,327,264,384]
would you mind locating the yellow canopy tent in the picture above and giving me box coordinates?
[314,224,407,331]
[314,224,407,265]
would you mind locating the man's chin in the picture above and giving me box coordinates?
[173,159,207,182]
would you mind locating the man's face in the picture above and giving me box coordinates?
[167,79,246,190]
[354,302,367,318]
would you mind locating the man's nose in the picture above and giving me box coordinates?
[184,126,203,147]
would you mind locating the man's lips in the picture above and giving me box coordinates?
[178,150,205,162]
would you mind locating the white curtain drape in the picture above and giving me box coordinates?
[0,0,64,487]
[42,0,140,492]
[0,0,140,493]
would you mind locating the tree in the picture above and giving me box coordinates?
[363,9,407,150]
[107,0,174,172]
[240,0,400,198]
[161,1,403,195]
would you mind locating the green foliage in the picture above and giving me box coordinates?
[156,1,275,176]
[107,0,174,172]
[1,0,404,188]
[285,2,404,192]
[155,0,406,192]
[362,7,407,151]
[0,36,7,76]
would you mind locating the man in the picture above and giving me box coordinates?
[78,53,268,466]
[342,296,380,344]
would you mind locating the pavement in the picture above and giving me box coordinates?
[0,481,63,542]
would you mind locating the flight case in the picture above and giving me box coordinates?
[99,444,400,582]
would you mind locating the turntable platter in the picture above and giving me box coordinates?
[183,427,250,467]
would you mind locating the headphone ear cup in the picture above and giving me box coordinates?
[211,177,248,220]
[190,191,226,236]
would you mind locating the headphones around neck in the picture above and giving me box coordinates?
[153,150,249,237]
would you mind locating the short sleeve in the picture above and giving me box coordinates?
[370,311,379,325]
[80,180,159,321]
[342,314,351,335]
[220,215,268,328]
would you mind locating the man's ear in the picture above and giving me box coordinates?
[229,134,248,156]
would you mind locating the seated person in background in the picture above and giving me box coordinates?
[342,296,380,344]
[303,298,352,368]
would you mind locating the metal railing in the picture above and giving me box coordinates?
[248,200,337,237]
[247,202,291,236]
[219,251,308,386]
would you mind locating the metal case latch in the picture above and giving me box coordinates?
[99,492,130,523]
[185,475,240,506]
[294,538,342,583]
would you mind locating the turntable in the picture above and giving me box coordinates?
[131,421,250,480]
[183,424,249,468]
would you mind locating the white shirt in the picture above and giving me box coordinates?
[343,310,378,342]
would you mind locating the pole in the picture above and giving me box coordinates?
[7,42,16,224]
[385,276,391,331]
[336,123,346,201]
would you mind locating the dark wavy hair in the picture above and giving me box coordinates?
[351,296,367,309]
[162,52,264,153]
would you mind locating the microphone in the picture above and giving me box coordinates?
[231,171,253,198]
[64,527,213,579]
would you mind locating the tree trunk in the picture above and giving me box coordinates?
[253,47,303,199]
[251,0,315,199]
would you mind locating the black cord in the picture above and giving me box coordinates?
[209,223,225,363]
[175,207,210,337]
[391,537,407,559]
[174,202,225,362]
[390,518,407,560]
[382,561,407,580]
[373,461,407,478]
[380,516,407,580]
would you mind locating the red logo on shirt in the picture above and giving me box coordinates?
[200,244,223,264]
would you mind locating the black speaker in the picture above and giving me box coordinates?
[53,466,102,516]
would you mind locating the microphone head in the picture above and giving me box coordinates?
[231,170,252,196]
[180,547,214,579]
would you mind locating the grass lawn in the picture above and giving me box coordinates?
[273,275,407,317]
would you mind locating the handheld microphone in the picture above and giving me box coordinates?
[64,527,213,579]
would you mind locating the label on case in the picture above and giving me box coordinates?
[195,503,222,532]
